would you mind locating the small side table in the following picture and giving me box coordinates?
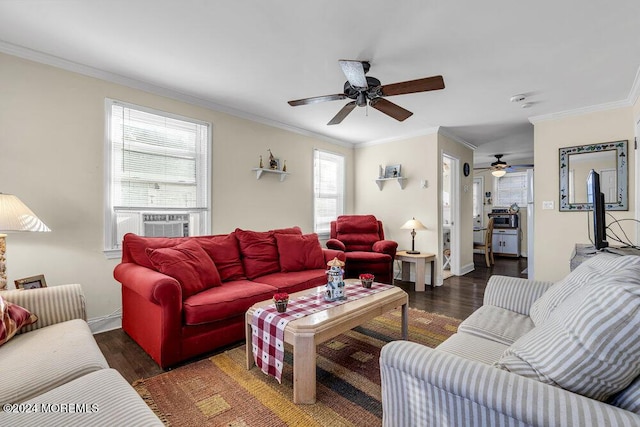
[395,250,436,291]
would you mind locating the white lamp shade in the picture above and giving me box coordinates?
[0,194,51,232]
[492,169,507,177]
[401,218,427,231]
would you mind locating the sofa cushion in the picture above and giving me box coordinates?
[0,319,108,405]
[235,227,302,279]
[275,233,325,272]
[183,280,277,325]
[253,269,328,294]
[610,375,640,415]
[345,251,392,264]
[437,332,509,365]
[495,269,640,402]
[0,296,37,346]
[147,239,222,298]
[530,253,639,325]
[0,368,162,426]
[123,233,183,269]
[197,233,246,281]
[457,305,535,346]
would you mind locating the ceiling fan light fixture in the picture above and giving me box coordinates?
[510,94,526,103]
[492,169,507,177]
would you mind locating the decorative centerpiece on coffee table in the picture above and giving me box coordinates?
[273,292,289,313]
[325,257,346,301]
[359,273,375,288]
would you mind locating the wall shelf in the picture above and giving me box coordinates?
[375,177,407,190]
[252,168,290,182]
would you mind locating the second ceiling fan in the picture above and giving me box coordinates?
[474,154,534,177]
[288,60,445,125]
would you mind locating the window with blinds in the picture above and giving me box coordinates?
[313,149,345,236]
[104,99,211,253]
[494,172,527,207]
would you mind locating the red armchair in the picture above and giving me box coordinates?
[326,215,398,284]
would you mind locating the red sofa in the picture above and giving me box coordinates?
[326,215,397,284]
[113,227,345,368]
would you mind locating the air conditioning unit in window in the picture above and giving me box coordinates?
[142,213,190,238]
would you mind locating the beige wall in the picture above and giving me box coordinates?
[0,53,354,324]
[533,107,636,281]
[354,132,474,285]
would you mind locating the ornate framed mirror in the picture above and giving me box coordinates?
[559,140,628,211]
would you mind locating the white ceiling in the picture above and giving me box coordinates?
[1,1,639,166]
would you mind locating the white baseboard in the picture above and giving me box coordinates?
[459,262,475,276]
[88,310,122,334]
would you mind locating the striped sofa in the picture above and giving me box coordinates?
[380,253,640,426]
[0,284,161,426]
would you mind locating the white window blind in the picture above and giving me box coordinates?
[495,172,527,207]
[105,99,211,253]
[314,149,345,236]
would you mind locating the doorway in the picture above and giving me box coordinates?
[442,153,460,279]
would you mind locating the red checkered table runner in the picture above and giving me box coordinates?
[251,282,394,382]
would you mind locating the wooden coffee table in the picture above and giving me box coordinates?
[245,279,408,404]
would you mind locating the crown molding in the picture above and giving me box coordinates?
[437,127,477,150]
[0,41,353,149]
[355,127,441,148]
[528,99,632,124]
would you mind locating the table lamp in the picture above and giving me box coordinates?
[401,217,427,254]
[0,193,51,290]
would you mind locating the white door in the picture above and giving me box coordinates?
[442,153,460,278]
[526,169,535,279]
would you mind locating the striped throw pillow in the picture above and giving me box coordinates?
[530,254,640,325]
[496,269,640,402]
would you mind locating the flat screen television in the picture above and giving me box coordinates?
[586,169,608,250]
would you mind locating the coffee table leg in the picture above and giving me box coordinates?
[293,332,316,404]
[401,303,408,340]
[245,313,254,370]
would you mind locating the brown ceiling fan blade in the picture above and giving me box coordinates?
[380,75,445,96]
[288,93,347,106]
[327,101,357,125]
[370,98,413,121]
[339,60,368,89]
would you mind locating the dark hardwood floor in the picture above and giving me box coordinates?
[95,254,528,383]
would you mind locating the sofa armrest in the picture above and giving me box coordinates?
[322,248,346,263]
[325,239,346,251]
[1,284,86,334]
[113,263,182,306]
[372,239,398,256]
[380,341,640,427]
[483,275,554,316]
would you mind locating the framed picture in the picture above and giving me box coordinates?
[384,164,401,178]
[15,275,47,290]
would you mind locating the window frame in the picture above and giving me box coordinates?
[103,99,212,258]
[493,171,528,208]
[313,148,345,239]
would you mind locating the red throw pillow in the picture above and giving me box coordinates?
[235,229,281,279]
[196,233,246,281]
[275,233,326,272]
[147,239,222,298]
[0,296,38,347]
[123,233,186,269]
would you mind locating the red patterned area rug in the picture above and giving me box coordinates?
[133,308,460,426]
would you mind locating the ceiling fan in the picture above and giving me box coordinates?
[288,60,445,125]
[474,154,534,177]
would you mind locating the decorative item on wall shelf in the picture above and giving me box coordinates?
[384,164,402,178]
[268,149,278,170]
[401,217,427,254]
[15,274,47,290]
[259,155,263,169]
[282,160,287,172]
[378,164,384,179]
